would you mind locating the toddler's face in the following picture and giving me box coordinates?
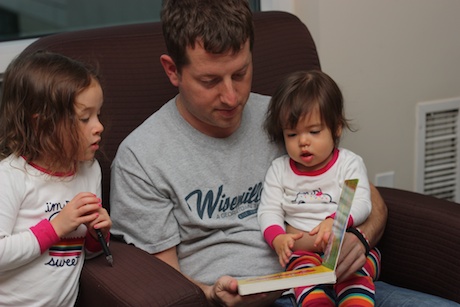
[283,106,336,172]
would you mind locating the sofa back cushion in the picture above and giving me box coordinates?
[23,11,320,209]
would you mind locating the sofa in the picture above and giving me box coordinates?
[22,11,460,306]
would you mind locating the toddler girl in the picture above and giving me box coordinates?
[259,70,380,306]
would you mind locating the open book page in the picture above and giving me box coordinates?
[237,179,358,296]
[322,178,359,270]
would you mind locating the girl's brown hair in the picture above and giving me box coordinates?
[264,70,352,147]
[0,50,100,174]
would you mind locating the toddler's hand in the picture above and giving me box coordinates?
[310,218,334,252]
[272,232,303,267]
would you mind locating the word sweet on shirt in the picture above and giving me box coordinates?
[45,238,84,268]
[185,183,263,220]
[45,255,80,267]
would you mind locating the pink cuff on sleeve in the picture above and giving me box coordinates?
[327,213,354,228]
[263,225,286,249]
[85,231,110,252]
[30,219,60,254]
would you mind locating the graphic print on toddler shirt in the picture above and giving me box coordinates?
[292,188,336,204]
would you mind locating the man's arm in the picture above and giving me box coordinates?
[154,247,281,306]
[154,246,181,270]
[354,183,387,247]
[335,183,387,282]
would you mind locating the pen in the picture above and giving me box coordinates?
[95,229,113,267]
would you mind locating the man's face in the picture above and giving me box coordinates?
[175,40,253,138]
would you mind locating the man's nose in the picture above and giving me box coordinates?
[219,79,237,106]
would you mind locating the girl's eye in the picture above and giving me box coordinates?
[310,130,320,135]
[80,118,90,123]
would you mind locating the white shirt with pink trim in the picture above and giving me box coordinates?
[258,148,371,246]
[0,155,101,307]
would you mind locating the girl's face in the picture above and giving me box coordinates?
[283,106,339,172]
[74,79,104,161]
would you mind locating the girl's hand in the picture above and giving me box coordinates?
[309,218,334,252]
[272,232,303,267]
[50,192,102,238]
[85,205,112,240]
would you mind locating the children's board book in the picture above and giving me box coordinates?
[237,179,358,296]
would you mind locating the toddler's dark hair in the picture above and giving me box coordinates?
[264,70,352,146]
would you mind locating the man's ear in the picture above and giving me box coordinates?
[160,54,180,87]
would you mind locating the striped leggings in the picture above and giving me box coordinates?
[286,248,381,307]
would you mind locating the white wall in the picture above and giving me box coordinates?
[265,0,460,191]
[0,39,37,73]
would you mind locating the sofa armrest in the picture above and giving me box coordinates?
[76,240,207,306]
[376,187,460,304]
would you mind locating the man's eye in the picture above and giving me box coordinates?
[233,73,245,81]
[202,79,218,87]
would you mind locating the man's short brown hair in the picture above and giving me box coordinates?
[161,0,254,72]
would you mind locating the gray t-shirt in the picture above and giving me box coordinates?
[111,93,283,284]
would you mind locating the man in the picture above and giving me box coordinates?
[110,0,458,306]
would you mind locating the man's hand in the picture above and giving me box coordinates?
[335,183,387,282]
[335,232,367,282]
[207,275,281,307]
[154,247,281,306]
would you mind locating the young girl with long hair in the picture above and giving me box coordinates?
[0,50,111,306]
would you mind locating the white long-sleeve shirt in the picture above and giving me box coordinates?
[0,155,102,306]
[258,148,371,246]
